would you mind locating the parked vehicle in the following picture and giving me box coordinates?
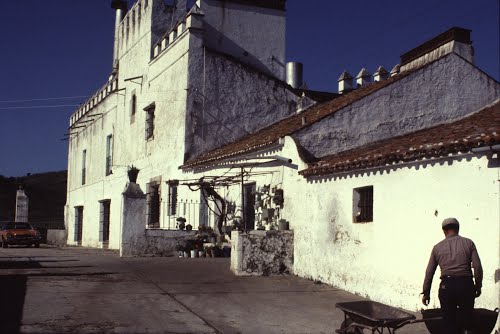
[0,222,42,248]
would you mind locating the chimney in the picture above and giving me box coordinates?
[390,64,400,77]
[338,71,353,94]
[286,62,304,89]
[373,66,389,82]
[400,27,474,72]
[111,0,128,70]
[356,68,371,87]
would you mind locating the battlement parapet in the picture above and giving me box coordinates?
[69,77,119,127]
[152,9,204,60]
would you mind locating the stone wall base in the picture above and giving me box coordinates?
[231,230,294,276]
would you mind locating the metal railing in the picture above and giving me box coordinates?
[161,198,219,231]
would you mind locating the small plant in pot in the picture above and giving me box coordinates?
[175,244,185,258]
[127,165,140,183]
[176,217,186,230]
[204,245,213,258]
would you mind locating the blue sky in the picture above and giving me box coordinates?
[0,0,498,176]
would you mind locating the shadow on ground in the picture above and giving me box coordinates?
[0,257,115,333]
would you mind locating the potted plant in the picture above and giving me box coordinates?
[204,245,213,258]
[184,243,192,258]
[127,165,140,183]
[176,217,186,230]
[175,244,185,258]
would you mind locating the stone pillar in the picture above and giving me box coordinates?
[15,189,29,223]
[120,183,147,257]
[230,231,245,275]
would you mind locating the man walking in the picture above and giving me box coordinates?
[422,218,483,334]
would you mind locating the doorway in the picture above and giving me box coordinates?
[74,206,83,245]
[100,200,111,245]
[243,183,256,231]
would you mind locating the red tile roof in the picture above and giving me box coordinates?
[300,101,500,177]
[181,67,416,169]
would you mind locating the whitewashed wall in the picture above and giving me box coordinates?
[288,153,499,311]
[66,1,296,251]
[199,0,286,80]
[294,54,500,158]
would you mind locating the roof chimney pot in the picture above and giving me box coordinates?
[373,66,389,82]
[338,71,353,94]
[286,62,304,89]
[356,68,371,87]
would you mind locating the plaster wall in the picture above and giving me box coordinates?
[288,154,499,312]
[185,45,299,160]
[199,0,286,79]
[66,18,194,250]
[294,54,500,158]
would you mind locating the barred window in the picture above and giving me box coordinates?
[144,103,155,140]
[353,186,373,223]
[167,180,178,216]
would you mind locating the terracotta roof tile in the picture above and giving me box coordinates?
[300,101,500,177]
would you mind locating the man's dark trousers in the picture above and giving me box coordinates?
[438,276,475,334]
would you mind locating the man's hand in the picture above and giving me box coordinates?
[475,287,481,298]
[421,294,430,306]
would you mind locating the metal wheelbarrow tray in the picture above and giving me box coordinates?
[335,301,417,334]
[422,308,499,334]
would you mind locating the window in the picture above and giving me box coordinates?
[353,186,373,223]
[99,200,111,244]
[82,150,87,185]
[74,206,84,244]
[105,134,113,176]
[167,180,178,216]
[146,181,161,228]
[144,103,155,140]
[130,92,137,124]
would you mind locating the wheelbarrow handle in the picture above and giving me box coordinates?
[393,317,443,329]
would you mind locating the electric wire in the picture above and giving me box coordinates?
[0,96,90,103]
[0,105,81,110]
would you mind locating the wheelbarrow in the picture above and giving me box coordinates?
[335,301,429,334]
[421,308,499,334]
[335,301,499,334]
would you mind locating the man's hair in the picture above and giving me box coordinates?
[443,223,459,232]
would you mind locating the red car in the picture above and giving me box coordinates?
[0,222,42,248]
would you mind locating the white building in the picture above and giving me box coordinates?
[65,0,332,249]
[181,27,500,313]
[66,0,500,317]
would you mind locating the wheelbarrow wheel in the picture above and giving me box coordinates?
[338,319,364,334]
